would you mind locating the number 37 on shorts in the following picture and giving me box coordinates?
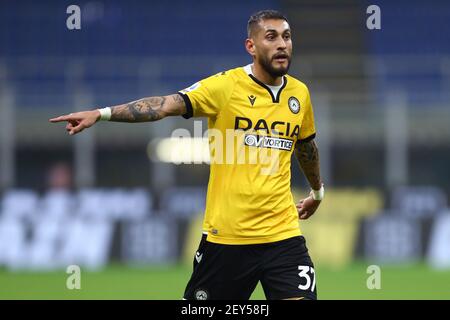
[298,265,316,292]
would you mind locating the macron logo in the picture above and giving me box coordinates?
[195,252,203,263]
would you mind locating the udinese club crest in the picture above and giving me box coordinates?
[288,97,300,114]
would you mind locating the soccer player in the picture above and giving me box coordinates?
[50,10,324,300]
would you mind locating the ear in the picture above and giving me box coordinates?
[245,38,256,56]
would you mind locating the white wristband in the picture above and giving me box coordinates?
[311,184,324,201]
[98,107,111,121]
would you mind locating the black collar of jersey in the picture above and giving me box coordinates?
[248,74,287,103]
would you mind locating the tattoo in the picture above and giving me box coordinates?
[295,140,322,190]
[296,140,319,163]
[109,94,185,122]
[129,97,166,121]
[111,97,165,122]
[172,94,184,104]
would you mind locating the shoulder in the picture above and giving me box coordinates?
[180,68,238,95]
[192,67,241,94]
[205,67,242,84]
[285,74,310,94]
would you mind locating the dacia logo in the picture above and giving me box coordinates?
[234,116,300,138]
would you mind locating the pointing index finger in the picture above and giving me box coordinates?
[49,114,72,123]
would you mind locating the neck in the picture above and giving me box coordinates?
[251,63,283,86]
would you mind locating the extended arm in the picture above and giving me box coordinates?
[294,139,323,219]
[49,93,186,135]
[110,94,186,122]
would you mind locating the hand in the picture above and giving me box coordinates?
[49,110,101,135]
[296,191,321,220]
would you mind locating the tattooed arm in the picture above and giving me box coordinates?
[294,139,323,219]
[110,94,186,122]
[49,94,186,135]
[294,139,322,190]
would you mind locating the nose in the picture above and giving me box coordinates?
[277,36,287,50]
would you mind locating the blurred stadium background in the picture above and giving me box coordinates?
[1,0,450,299]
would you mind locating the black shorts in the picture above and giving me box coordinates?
[183,235,317,300]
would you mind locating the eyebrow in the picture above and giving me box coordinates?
[265,28,291,34]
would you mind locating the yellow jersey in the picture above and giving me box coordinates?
[178,64,316,245]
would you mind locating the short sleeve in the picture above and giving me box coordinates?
[178,72,234,119]
[298,87,316,142]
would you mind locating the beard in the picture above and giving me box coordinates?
[259,53,291,78]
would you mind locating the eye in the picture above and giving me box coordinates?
[283,33,291,40]
[266,34,276,40]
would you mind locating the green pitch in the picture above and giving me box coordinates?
[1,262,449,300]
